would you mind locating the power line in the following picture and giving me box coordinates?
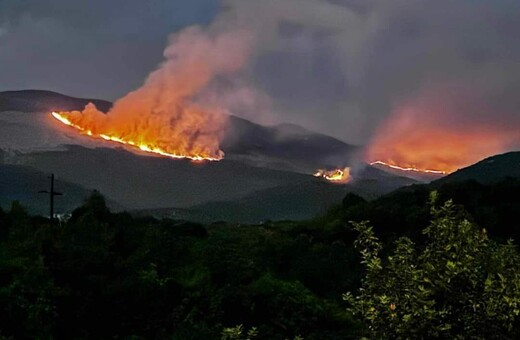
[38,174,63,224]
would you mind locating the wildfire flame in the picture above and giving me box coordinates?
[366,88,520,174]
[314,167,352,183]
[51,111,223,161]
[369,161,447,175]
[49,25,256,163]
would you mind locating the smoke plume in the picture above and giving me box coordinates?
[5,0,520,168]
[57,22,254,159]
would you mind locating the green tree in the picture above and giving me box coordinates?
[221,324,258,340]
[344,193,520,339]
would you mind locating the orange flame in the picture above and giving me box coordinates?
[50,26,254,162]
[51,111,223,161]
[314,167,352,183]
[367,89,520,173]
[369,161,447,175]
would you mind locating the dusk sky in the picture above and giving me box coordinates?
[1,0,519,146]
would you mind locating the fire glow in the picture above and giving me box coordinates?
[48,25,256,163]
[370,161,447,175]
[314,167,352,183]
[366,89,520,174]
[51,111,223,162]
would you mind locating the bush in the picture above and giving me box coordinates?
[344,192,520,339]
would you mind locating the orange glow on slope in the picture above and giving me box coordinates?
[370,161,447,175]
[49,27,256,163]
[366,92,520,173]
[51,111,223,161]
[314,167,352,183]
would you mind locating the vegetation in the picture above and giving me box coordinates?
[344,193,520,339]
[0,192,359,339]
[0,178,519,338]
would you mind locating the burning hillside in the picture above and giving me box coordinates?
[366,87,520,174]
[369,161,446,175]
[314,167,351,184]
[51,27,253,161]
[51,110,222,161]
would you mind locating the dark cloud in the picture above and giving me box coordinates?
[0,0,219,99]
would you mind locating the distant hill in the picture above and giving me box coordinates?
[222,116,358,173]
[12,145,316,210]
[369,162,445,183]
[135,166,417,223]
[0,90,112,113]
[0,164,121,216]
[327,152,520,241]
[433,151,520,185]
[0,89,415,220]
[0,90,358,174]
[142,180,348,223]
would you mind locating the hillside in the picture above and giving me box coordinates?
[0,164,118,215]
[332,151,520,241]
[0,90,358,174]
[0,90,112,113]
[0,89,415,219]
[136,166,417,223]
[369,162,445,182]
[433,151,520,185]
[222,116,358,173]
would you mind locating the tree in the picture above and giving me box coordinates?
[221,325,258,340]
[344,192,520,339]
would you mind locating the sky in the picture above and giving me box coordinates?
[1,0,519,147]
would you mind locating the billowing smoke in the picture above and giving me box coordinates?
[56,22,254,160]
[5,0,520,168]
[221,0,520,170]
[209,0,520,170]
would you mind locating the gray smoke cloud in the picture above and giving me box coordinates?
[1,0,519,148]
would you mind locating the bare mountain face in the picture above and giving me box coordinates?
[0,90,417,220]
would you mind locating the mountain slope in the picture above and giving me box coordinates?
[0,90,112,113]
[135,166,417,223]
[0,90,357,173]
[12,145,315,210]
[369,162,445,183]
[222,116,358,173]
[0,164,120,215]
[0,90,416,219]
[433,151,520,185]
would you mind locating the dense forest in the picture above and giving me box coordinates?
[1,178,519,339]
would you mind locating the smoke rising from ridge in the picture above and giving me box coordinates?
[56,21,254,160]
[3,0,520,168]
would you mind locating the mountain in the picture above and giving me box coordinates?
[0,90,112,113]
[0,90,416,220]
[222,116,358,173]
[12,145,318,210]
[134,166,417,223]
[0,163,121,216]
[433,151,520,185]
[303,151,520,244]
[369,162,445,183]
[0,90,358,174]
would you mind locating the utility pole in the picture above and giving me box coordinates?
[39,174,63,224]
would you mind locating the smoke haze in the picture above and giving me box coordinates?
[1,0,519,166]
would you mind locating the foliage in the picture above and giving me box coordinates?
[0,192,358,339]
[344,192,520,339]
[221,324,258,340]
[1,180,519,338]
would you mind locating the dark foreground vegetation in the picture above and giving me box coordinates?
[0,178,519,339]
